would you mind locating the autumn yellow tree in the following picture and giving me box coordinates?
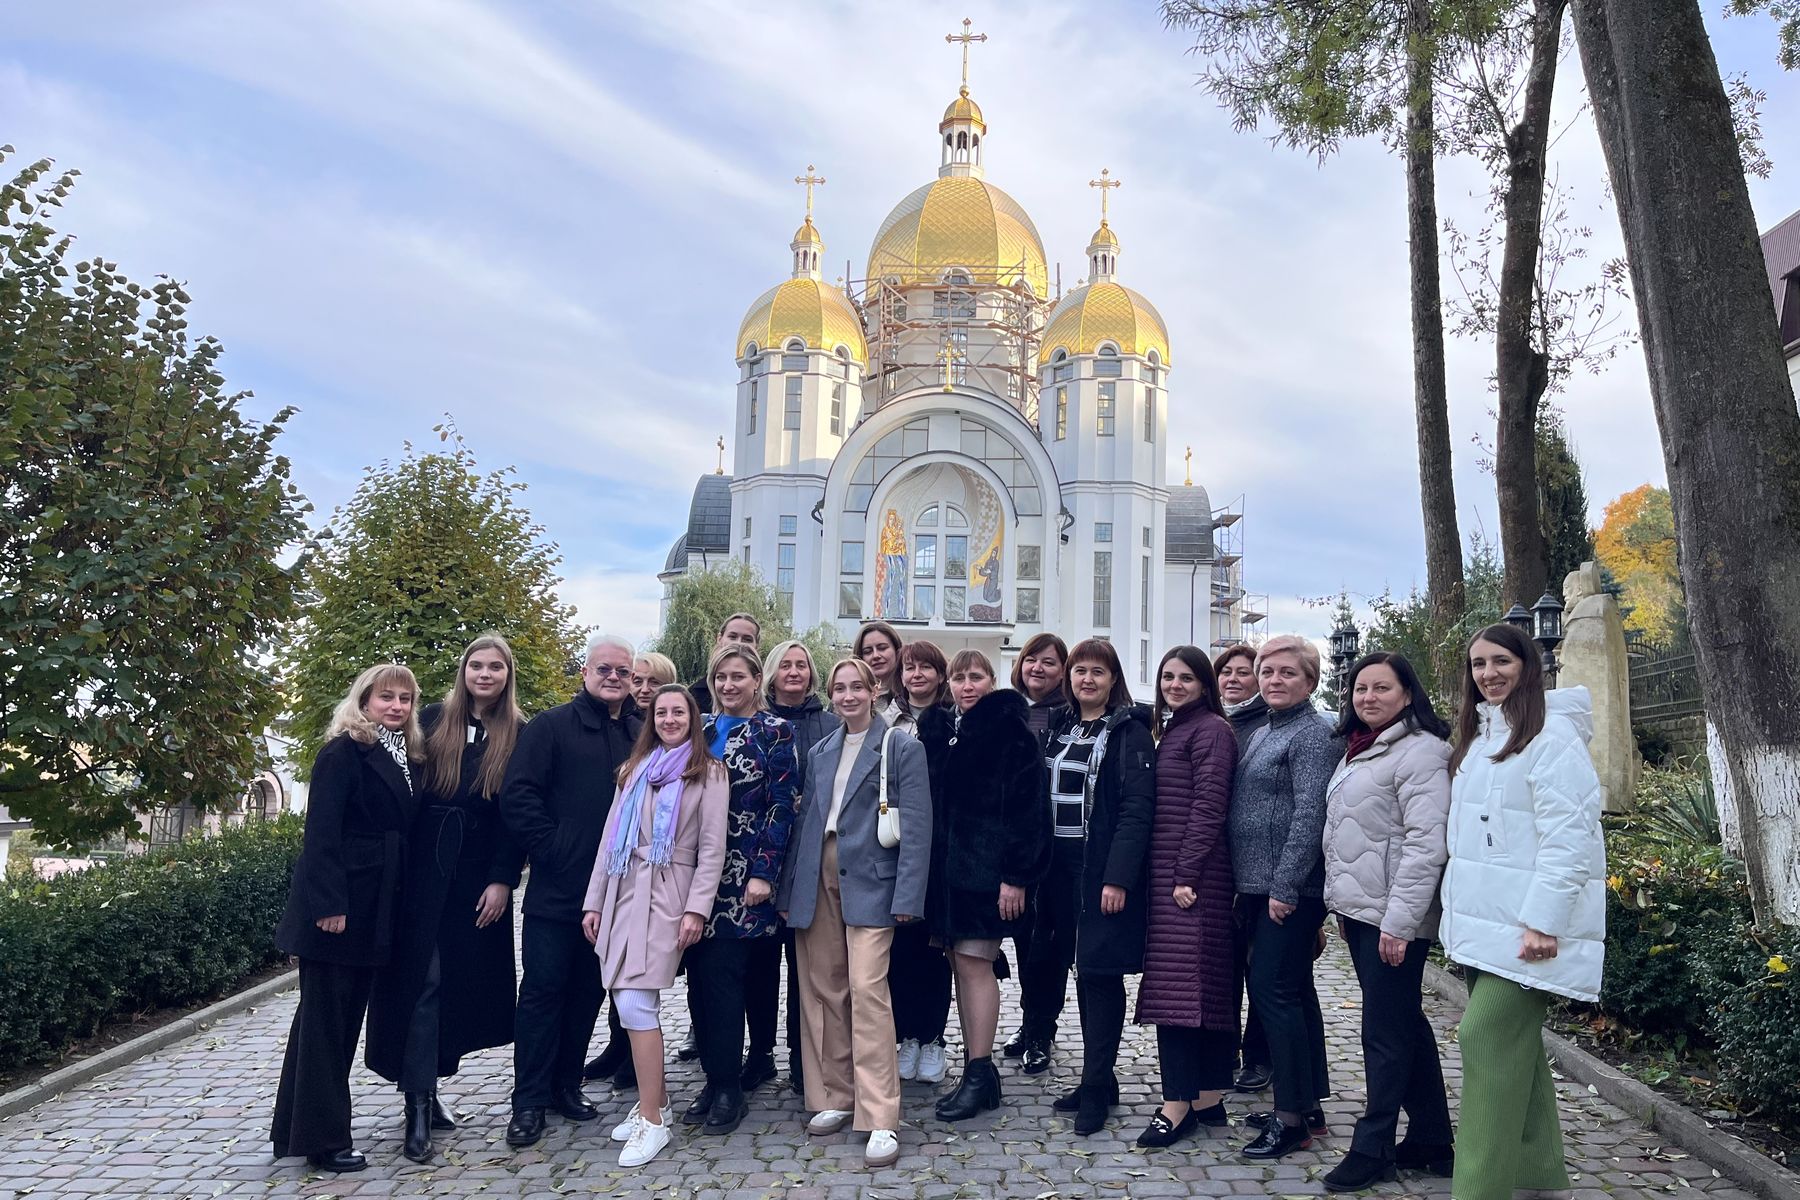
[1594,483,1684,644]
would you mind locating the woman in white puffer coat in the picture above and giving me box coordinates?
[1439,623,1605,1200]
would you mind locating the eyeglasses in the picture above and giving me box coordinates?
[588,665,632,679]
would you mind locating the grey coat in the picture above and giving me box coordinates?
[776,715,933,929]
[1227,703,1339,905]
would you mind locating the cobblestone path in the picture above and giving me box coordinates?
[0,939,1751,1199]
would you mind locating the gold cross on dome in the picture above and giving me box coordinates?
[946,18,987,89]
[794,165,825,220]
[716,436,726,475]
[1184,445,1193,486]
[938,341,964,392]
[1090,168,1121,223]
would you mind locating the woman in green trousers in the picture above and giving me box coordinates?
[1438,623,1605,1200]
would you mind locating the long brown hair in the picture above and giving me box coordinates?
[853,620,905,696]
[1063,638,1134,713]
[425,633,525,799]
[1152,645,1223,740]
[1449,623,1547,775]
[616,685,716,787]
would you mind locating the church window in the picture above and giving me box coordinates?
[918,505,939,528]
[1096,345,1123,378]
[777,543,796,616]
[780,515,797,537]
[1142,526,1152,548]
[1141,556,1152,631]
[831,383,844,436]
[1095,522,1113,543]
[946,506,967,528]
[914,535,937,578]
[1093,552,1113,628]
[742,544,751,563]
[1097,382,1116,437]
[1052,350,1073,385]
[1144,383,1155,441]
[945,586,967,622]
[1018,545,1042,581]
[835,348,852,380]
[915,586,937,620]
[1141,639,1150,686]
[785,376,803,430]
[748,381,758,433]
[1017,588,1041,623]
[1055,387,1068,440]
[784,352,808,372]
[839,582,863,619]
[945,536,968,579]
[841,542,864,575]
[938,329,969,383]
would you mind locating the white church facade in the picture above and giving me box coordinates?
[660,25,1263,685]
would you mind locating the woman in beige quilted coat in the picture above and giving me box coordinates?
[1319,652,1454,1192]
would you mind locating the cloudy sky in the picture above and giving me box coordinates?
[6,2,1798,646]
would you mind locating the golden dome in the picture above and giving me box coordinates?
[737,277,867,361]
[941,86,986,130]
[1088,220,1119,249]
[1041,281,1172,365]
[867,176,1049,298]
[791,216,823,246]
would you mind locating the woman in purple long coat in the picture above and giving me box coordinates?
[1134,646,1241,1149]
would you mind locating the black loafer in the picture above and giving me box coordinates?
[1241,1119,1313,1159]
[553,1089,598,1122]
[740,1052,777,1092]
[307,1148,367,1173]
[1395,1139,1455,1176]
[1021,1041,1051,1075]
[1001,1028,1028,1057]
[1193,1101,1230,1127]
[1052,1086,1083,1112]
[504,1108,546,1148]
[682,1083,715,1126]
[1233,1063,1272,1093]
[1246,1108,1328,1136]
[1073,1086,1112,1136]
[430,1093,456,1131]
[702,1087,748,1135]
[1137,1108,1200,1148]
[1324,1150,1397,1191]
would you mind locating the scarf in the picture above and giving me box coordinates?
[1223,697,1261,718]
[605,743,694,876]
[374,726,412,792]
[1346,718,1400,763]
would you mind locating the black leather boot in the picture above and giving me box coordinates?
[934,1055,1001,1121]
[402,1092,433,1163]
[429,1093,455,1131]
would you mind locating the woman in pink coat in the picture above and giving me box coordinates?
[582,686,729,1168]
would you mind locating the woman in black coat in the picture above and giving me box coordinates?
[917,650,1049,1121]
[271,664,422,1174]
[365,634,528,1163]
[1041,639,1156,1135]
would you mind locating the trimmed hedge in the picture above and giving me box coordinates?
[1598,804,1800,1122]
[0,815,301,1073]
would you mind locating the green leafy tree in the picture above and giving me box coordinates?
[1366,532,1506,713]
[280,425,585,773]
[0,152,310,847]
[652,559,842,690]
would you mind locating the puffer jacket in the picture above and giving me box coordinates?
[1322,723,1451,941]
[1438,687,1606,1002]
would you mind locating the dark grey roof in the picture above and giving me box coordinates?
[686,474,733,554]
[1165,483,1215,564]
[1763,207,1800,349]
[663,533,689,574]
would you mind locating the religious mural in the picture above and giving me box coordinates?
[875,509,908,619]
[870,462,1004,623]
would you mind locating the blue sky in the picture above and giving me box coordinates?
[6,1,1798,647]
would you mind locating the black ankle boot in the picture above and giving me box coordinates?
[935,1056,1001,1121]
[402,1092,433,1163]
[1073,1084,1113,1136]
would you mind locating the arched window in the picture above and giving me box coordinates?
[909,503,972,622]
[934,270,976,320]
[1096,343,1123,378]
[1051,346,1073,385]
[783,338,807,373]
[1144,350,1160,441]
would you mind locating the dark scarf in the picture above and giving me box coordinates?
[1346,718,1400,763]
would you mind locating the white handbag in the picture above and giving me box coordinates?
[876,726,902,849]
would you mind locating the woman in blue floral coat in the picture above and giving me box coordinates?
[682,643,797,1136]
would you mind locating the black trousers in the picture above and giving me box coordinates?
[1156,1024,1238,1100]
[1022,840,1082,1042]
[687,935,756,1091]
[271,958,374,1158]
[1076,971,1127,1090]
[398,948,442,1094]
[512,915,604,1110]
[889,920,952,1044]
[743,934,793,1063]
[1244,894,1330,1114]
[1342,917,1453,1157]
[1233,893,1270,1070]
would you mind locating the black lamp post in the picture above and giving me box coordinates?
[1531,590,1565,685]
[1328,615,1361,698]
[1502,603,1533,633]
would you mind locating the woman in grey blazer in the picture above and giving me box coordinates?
[777,658,932,1169]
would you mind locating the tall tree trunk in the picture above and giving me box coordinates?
[1570,0,1800,927]
[1406,0,1467,681]
[1494,0,1565,608]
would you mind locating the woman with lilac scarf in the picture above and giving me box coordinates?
[582,686,729,1167]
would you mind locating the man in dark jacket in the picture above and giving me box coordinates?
[501,634,641,1149]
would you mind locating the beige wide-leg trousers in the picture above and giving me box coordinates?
[794,835,899,1131]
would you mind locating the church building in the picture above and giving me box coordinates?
[660,22,1263,686]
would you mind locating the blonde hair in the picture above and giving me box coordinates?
[826,657,878,695]
[763,639,822,702]
[327,663,425,757]
[709,643,766,712]
[634,651,677,686]
[1255,634,1322,686]
[425,633,525,800]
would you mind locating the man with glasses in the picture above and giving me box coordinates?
[501,635,642,1148]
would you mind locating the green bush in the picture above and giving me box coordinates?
[0,815,301,1073]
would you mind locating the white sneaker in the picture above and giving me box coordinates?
[808,1108,854,1136]
[619,1114,672,1166]
[897,1038,921,1081]
[865,1128,899,1167]
[610,1101,671,1142]
[916,1040,947,1083]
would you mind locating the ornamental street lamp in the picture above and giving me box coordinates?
[1532,590,1565,685]
[1328,615,1361,698]
[1503,603,1534,633]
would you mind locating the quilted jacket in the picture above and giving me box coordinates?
[1438,688,1606,1002]
[1322,723,1451,941]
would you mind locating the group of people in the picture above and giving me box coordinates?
[271,613,1605,1200]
